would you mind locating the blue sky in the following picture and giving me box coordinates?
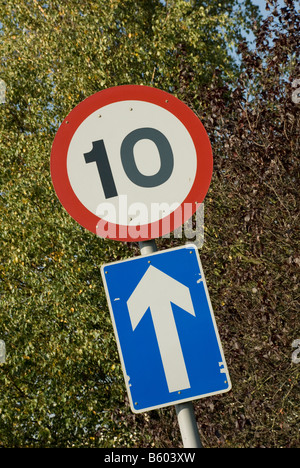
[251,0,269,16]
[251,0,288,19]
[243,0,287,47]
[251,0,287,16]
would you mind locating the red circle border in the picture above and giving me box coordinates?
[50,85,213,241]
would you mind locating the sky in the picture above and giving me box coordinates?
[250,0,289,16]
[251,0,269,16]
[242,0,288,47]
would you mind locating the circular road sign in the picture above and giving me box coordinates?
[50,85,213,242]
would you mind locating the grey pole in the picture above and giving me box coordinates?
[175,402,202,448]
[138,240,203,449]
[138,239,158,255]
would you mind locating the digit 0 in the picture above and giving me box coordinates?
[121,127,174,188]
[84,127,174,199]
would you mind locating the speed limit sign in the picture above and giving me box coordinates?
[50,85,213,241]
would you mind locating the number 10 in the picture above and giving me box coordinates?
[84,127,174,199]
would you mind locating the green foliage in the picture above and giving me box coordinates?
[1,0,298,449]
[0,0,256,448]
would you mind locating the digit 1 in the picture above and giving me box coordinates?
[84,140,118,199]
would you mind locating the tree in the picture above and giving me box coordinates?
[189,0,299,447]
[5,0,298,448]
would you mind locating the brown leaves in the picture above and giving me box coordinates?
[184,0,300,449]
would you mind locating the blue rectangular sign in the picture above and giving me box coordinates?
[101,244,231,413]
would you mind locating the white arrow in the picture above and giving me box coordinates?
[127,265,195,393]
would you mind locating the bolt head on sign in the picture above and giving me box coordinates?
[50,85,213,242]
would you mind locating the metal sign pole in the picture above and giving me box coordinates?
[138,240,203,449]
[175,402,202,448]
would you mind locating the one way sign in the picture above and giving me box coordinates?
[101,244,231,413]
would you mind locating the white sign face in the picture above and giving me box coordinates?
[51,85,213,241]
[67,100,197,226]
